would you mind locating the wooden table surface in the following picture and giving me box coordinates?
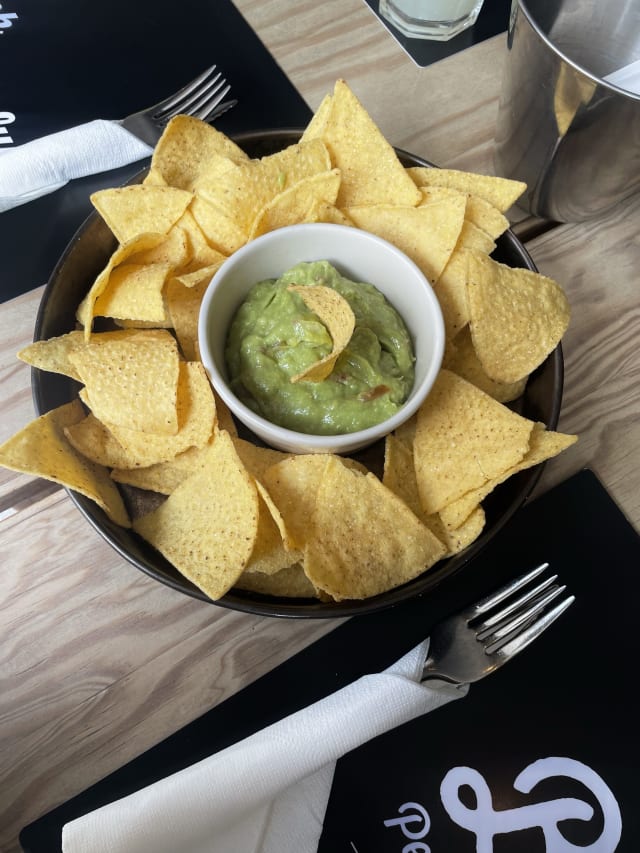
[1,2,639,849]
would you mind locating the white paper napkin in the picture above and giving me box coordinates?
[0,120,153,213]
[62,639,468,853]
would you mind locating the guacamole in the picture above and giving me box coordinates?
[225,260,415,435]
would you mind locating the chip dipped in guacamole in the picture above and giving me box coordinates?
[225,260,415,435]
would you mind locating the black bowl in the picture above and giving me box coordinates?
[32,130,563,618]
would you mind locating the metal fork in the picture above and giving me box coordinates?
[422,563,574,684]
[120,64,237,147]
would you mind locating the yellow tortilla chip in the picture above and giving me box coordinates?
[464,194,510,240]
[76,233,166,338]
[287,284,356,382]
[383,432,424,520]
[303,79,421,208]
[231,437,291,481]
[92,262,170,324]
[111,442,211,495]
[165,276,210,361]
[132,430,259,600]
[418,185,509,241]
[443,326,527,403]
[151,114,248,190]
[466,251,571,383]
[213,393,238,437]
[126,224,190,270]
[424,506,486,555]
[261,454,332,550]
[189,195,248,256]
[300,92,333,143]
[383,432,485,556]
[303,456,445,601]
[406,166,526,212]
[18,329,171,379]
[173,209,228,273]
[433,248,471,338]
[0,400,129,527]
[196,138,332,234]
[91,185,193,244]
[18,330,85,380]
[413,369,534,514]
[261,453,366,550]
[249,169,341,239]
[345,197,466,284]
[455,220,496,255]
[243,488,301,575]
[439,423,578,529]
[66,361,216,468]
[69,330,180,435]
[302,199,354,226]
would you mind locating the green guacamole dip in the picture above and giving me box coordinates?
[225,260,415,435]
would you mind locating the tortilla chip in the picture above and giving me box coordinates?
[303,457,445,601]
[424,506,486,555]
[18,331,86,380]
[231,437,291,481]
[455,220,496,255]
[287,284,356,382]
[439,422,578,529]
[69,330,181,435]
[132,430,259,600]
[165,276,209,361]
[66,361,216,468]
[92,262,170,324]
[76,233,166,338]
[406,166,526,212]
[0,399,129,527]
[466,251,571,383]
[303,79,421,208]
[196,139,332,234]
[413,369,534,514]
[418,185,509,241]
[91,185,192,244]
[173,209,228,272]
[126,225,190,270]
[261,453,366,550]
[345,197,466,284]
[433,248,471,338]
[443,326,527,403]
[189,195,248,256]
[111,442,211,495]
[151,114,248,190]
[249,169,341,239]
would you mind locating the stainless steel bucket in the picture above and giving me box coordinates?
[494,0,640,222]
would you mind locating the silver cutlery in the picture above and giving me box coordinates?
[422,563,574,684]
[120,64,237,146]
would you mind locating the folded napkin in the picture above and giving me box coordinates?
[0,120,153,213]
[62,639,468,853]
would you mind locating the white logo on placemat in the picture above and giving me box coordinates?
[0,111,16,146]
[0,4,18,33]
[382,757,622,852]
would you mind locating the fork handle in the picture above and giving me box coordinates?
[0,120,152,213]
[421,657,463,685]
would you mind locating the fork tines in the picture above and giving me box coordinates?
[472,563,575,658]
[152,64,232,124]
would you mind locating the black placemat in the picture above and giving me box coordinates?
[0,0,312,303]
[20,469,640,851]
[363,0,511,67]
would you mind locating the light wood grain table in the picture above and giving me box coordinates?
[1,2,639,850]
